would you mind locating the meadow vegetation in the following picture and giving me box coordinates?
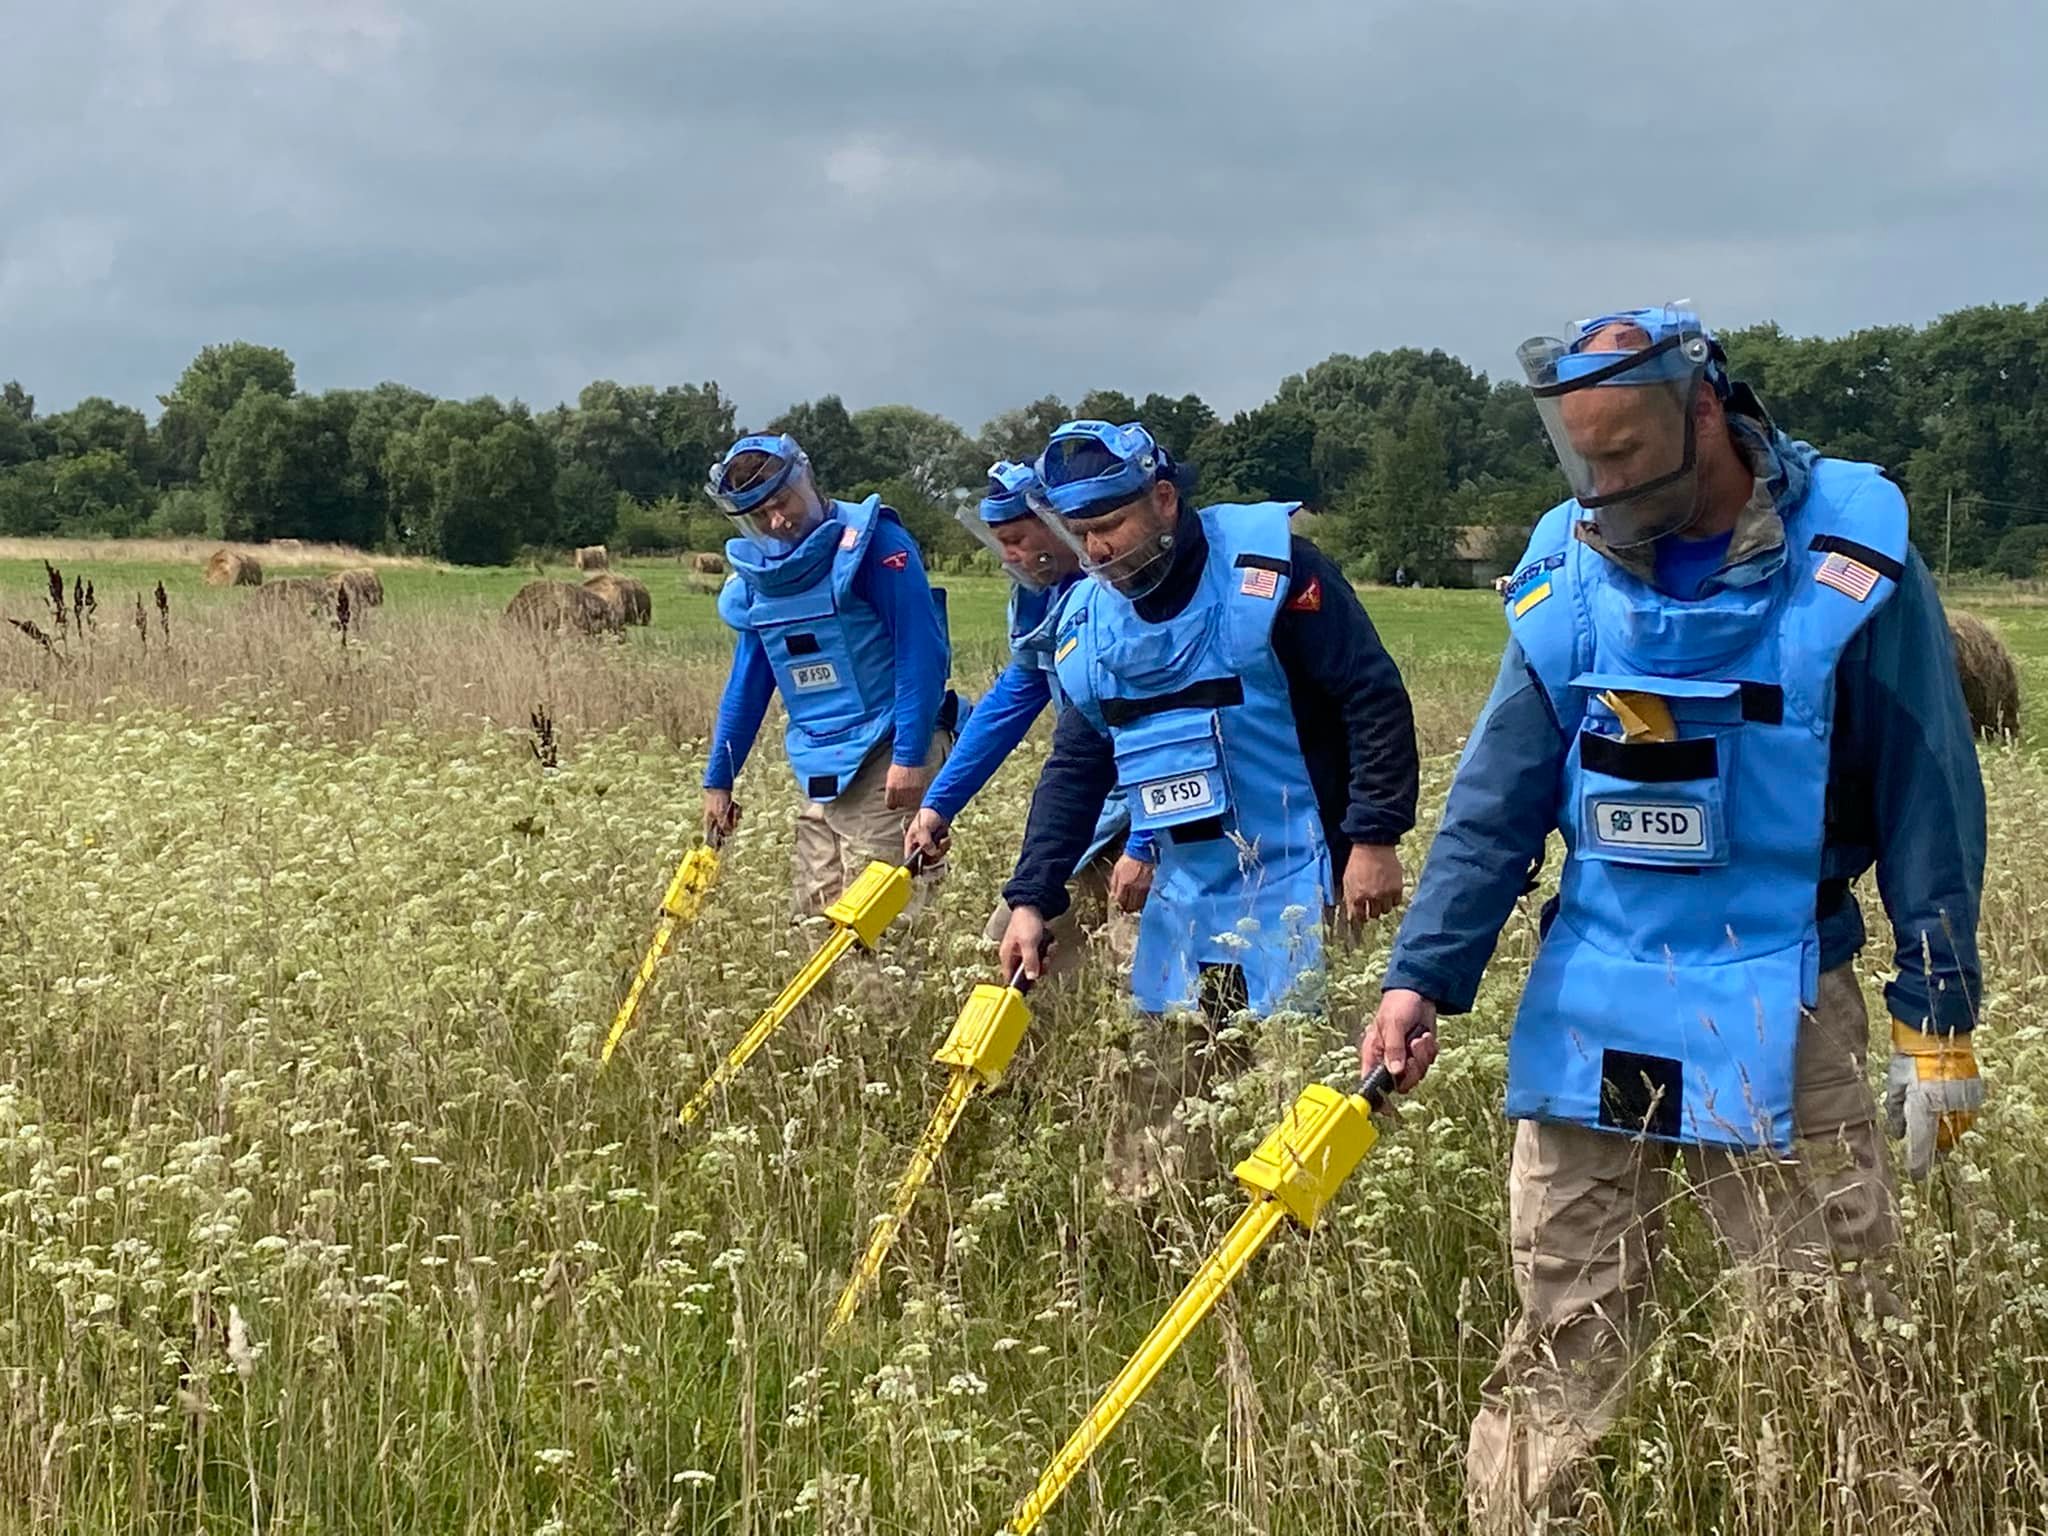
[0,544,2044,1533]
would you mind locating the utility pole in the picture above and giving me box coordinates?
[1943,489,1953,588]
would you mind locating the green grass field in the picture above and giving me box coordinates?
[0,538,2043,1534]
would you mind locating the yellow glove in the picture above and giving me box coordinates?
[1884,1020,1982,1180]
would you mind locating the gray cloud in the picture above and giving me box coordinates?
[4,0,2043,434]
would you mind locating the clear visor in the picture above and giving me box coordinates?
[1034,489,1175,600]
[956,506,1075,591]
[1521,334,1710,549]
[729,472,825,554]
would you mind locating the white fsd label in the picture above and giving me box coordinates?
[790,661,840,691]
[1593,800,1704,849]
[1140,771,1216,818]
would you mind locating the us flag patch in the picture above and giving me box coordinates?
[1240,567,1279,599]
[1815,551,1879,602]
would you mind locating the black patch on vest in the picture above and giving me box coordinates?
[1599,1049,1684,1139]
[1579,731,1718,784]
[1166,816,1226,845]
[806,774,839,799]
[1099,676,1245,727]
[785,632,822,656]
[1808,534,1904,583]
[1232,552,1290,575]
[1738,682,1784,724]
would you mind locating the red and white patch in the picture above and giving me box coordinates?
[1240,567,1279,600]
[881,549,910,571]
[1285,575,1322,613]
[839,526,860,551]
[1814,551,1879,602]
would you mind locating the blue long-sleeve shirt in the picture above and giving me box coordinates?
[1384,543,1986,1034]
[702,515,948,791]
[923,657,1051,821]
[1003,519,1419,920]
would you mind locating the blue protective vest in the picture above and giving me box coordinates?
[718,497,946,801]
[1010,577,1132,871]
[1503,459,1908,1152]
[1054,503,1331,1014]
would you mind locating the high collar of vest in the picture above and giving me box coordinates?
[728,510,845,596]
[1132,507,1212,624]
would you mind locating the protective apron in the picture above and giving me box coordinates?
[1503,457,1908,1151]
[720,496,948,800]
[1010,578,1132,872]
[1055,502,1331,1014]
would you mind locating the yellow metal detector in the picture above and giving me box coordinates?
[1001,1046,1420,1536]
[601,830,727,1068]
[676,851,929,1128]
[828,963,1037,1335]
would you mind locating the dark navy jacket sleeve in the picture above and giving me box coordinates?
[1829,549,1986,1032]
[852,518,950,768]
[1270,537,1419,852]
[703,629,776,791]
[1382,637,1564,1013]
[1002,704,1117,921]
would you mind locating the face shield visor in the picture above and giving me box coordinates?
[706,433,826,555]
[1519,317,1716,550]
[1029,421,1178,599]
[956,461,1075,591]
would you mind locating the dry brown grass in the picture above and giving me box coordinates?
[0,536,428,569]
[0,599,721,747]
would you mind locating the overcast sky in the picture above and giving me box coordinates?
[3,0,2042,432]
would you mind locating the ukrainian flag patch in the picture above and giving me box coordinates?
[1055,635,1079,663]
[1512,580,1552,618]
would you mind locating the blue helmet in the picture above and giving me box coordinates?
[1526,306,1728,396]
[706,433,810,515]
[978,460,1044,525]
[1030,420,1171,521]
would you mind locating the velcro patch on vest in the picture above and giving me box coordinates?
[1285,575,1322,612]
[1240,566,1279,600]
[790,660,840,691]
[1814,551,1879,602]
[1503,551,1565,601]
[1512,580,1553,617]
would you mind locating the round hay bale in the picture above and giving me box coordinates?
[584,572,652,626]
[271,538,305,553]
[1948,609,2021,740]
[246,576,335,617]
[204,549,263,587]
[505,579,619,636]
[689,551,728,575]
[329,568,385,609]
[574,544,610,572]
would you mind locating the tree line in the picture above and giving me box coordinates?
[1,299,2042,576]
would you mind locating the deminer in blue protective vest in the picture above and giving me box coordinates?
[1357,308,1988,1531]
[702,433,959,916]
[998,420,1420,1201]
[902,460,1155,975]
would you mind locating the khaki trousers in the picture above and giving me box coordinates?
[790,734,950,918]
[1466,963,1900,1531]
[980,848,1139,978]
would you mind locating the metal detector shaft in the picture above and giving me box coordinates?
[602,842,721,1067]
[677,926,857,1126]
[1005,1200,1288,1535]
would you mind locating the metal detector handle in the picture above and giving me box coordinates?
[904,847,930,877]
[1359,1023,1436,1112]
[1006,935,1052,997]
